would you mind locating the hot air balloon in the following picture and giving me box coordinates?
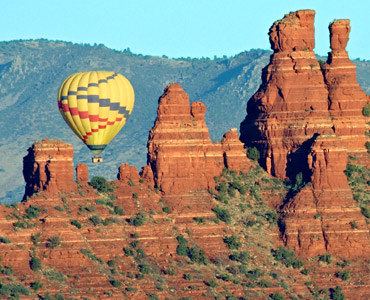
[57,71,134,162]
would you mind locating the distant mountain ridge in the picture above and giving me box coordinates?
[1,39,370,203]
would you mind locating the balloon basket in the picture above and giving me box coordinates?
[92,156,103,163]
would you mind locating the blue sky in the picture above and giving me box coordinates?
[2,0,370,59]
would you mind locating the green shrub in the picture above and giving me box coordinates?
[187,247,208,264]
[114,205,125,216]
[80,249,103,264]
[183,273,194,280]
[361,206,370,218]
[300,268,310,275]
[318,253,332,264]
[176,235,189,256]
[162,206,171,214]
[54,206,64,212]
[0,283,30,297]
[270,292,286,300]
[130,240,140,248]
[0,236,11,244]
[31,232,41,246]
[245,219,257,227]
[212,206,231,223]
[46,236,61,248]
[362,102,370,116]
[147,292,159,300]
[71,219,82,229]
[247,147,260,161]
[139,263,152,274]
[162,268,176,275]
[89,215,103,226]
[330,286,345,300]
[30,257,42,271]
[124,247,135,256]
[107,259,116,268]
[0,265,13,275]
[366,142,370,153]
[193,217,206,224]
[204,279,218,288]
[229,251,249,264]
[350,221,358,229]
[136,248,146,260]
[44,269,66,281]
[110,279,122,287]
[130,212,146,226]
[30,281,43,291]
[223,234,242,250]
[272,246,304,269]
[336,270,351,281]
[90,176,113,193]
[25,205,41,219]
[265,211,280,225]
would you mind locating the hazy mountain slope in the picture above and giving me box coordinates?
[0,40,270,203]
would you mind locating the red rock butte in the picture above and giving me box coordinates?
[240,10,370,181]
[240,10,370,258]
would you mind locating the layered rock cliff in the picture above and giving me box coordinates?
[23,139,75,199]
[240,10,370,181]
[146,83,251,196]
[240,10,370,260]
[240,10,334,181]
[322,20,370,159]
[280,137,370,258]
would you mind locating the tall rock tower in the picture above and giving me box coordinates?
[23,139,75,199]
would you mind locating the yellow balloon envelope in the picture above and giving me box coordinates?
[57,71,134,155]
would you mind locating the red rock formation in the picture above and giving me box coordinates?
[23,139,75,199]
[240,10,333,181]
[147,83,251,195]
[322,19,370,157]
[76,163,89,184]
[117,163,140,184]
[281,137,370,258]
[221,128,251,172]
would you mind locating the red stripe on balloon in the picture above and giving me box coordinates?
[107,121,115,125]
[86,132,92,136]
[92,129,98,133]
[62,103,70,112]
[89,115,99,122]
[116,118,122,122]
[99,118,108,122]
[99,125,106,129]
[70,107,79,116]
[79,111,89,119]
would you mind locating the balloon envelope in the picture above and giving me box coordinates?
[57,71,134,155]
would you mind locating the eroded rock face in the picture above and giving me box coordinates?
[269,10,315,52]
[240,9,333,181]
[147,83,251,195]
[23,139,75,199]
[281,138,370,258]
[76,163,89,185]
[241,10,370,259]
[322,20,370,157]
[117,163,140,184]
[240,11,370,181]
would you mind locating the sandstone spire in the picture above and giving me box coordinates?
[240,10,333,181]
